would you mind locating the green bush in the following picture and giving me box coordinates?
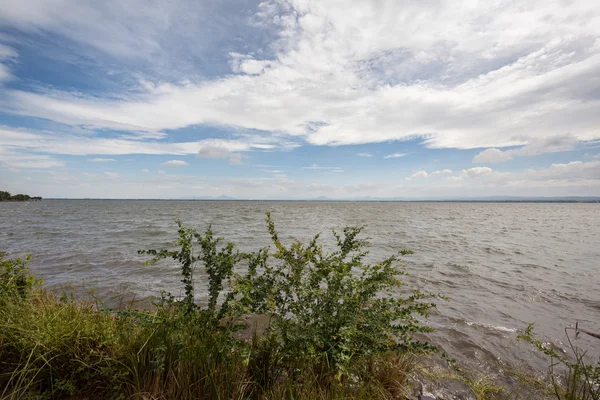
[0,252,42,301]
[232,212,442,379]
[140,212,443,383]
[0,191,41,201]
[139,219,240,323]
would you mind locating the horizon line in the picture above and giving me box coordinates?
[34,196,600,203]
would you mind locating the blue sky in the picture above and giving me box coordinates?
[0,0,599,199]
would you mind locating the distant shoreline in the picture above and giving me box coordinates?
[37,198,600,203]
[0,191,42,202]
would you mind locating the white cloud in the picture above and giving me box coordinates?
[402,160,599,196]
[0,44,20,59]
[3,159,599,199]
[524,160,600,181]
[431,169,453,175]
[0,127,275,159]
[162,160,189,167]
[444,160,599,187]
[462,167,493,178]
[195,143,249,164]
[197,144,231,159]
[0,0,257,66]
[88,158,117,162]
[0,144,64,168]
[357,153,373,157]
[104,172,119,178]
[157,170,166,174]
[141,168,150,173]
[0,64,12,82]
[230,54,272,75]
[445,160,600,194]
[472,148,512,164]
[228,153,243,165]
[473,135,579,163]
[0,1,598,151]
[304,164,343,172]
[1,2,600,199]
[406,170,428,180]
[0,44,17,82]
[384,153,407,159]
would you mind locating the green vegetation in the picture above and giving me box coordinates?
[414,360,553,400]
[0,191,42,201]
[0,213,443,399]
[518,324,600,400]
[1,213,596,399]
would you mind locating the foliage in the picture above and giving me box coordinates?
[0,289,136,399]
[0,190,41,201]
[123,304,250,400]
[518,323,600,400]
[0,214,445,399]
[233,212,442,379]
[0,252,42,301]
[138,220,240,322]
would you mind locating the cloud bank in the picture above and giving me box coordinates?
[0,0,599,198]
[0,0,598,152]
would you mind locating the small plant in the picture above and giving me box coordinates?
[138,220,240,323]
[518,323,600,400]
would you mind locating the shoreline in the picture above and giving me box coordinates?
[25,198,600,203]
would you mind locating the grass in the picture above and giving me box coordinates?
[412,356,556,400]
[518,323,600,400]
[0,287,420,399]
[1,283,577,400]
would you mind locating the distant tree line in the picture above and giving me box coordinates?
[0,191,42,201]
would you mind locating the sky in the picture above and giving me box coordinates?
[0,0,599,199]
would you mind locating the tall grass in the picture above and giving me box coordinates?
[518,323,600,400]
[0,288,134,398]
[0,287,419,399]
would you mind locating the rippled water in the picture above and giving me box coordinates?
[1,200,599,374]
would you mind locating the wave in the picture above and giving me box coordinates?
[465,321,517,333]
